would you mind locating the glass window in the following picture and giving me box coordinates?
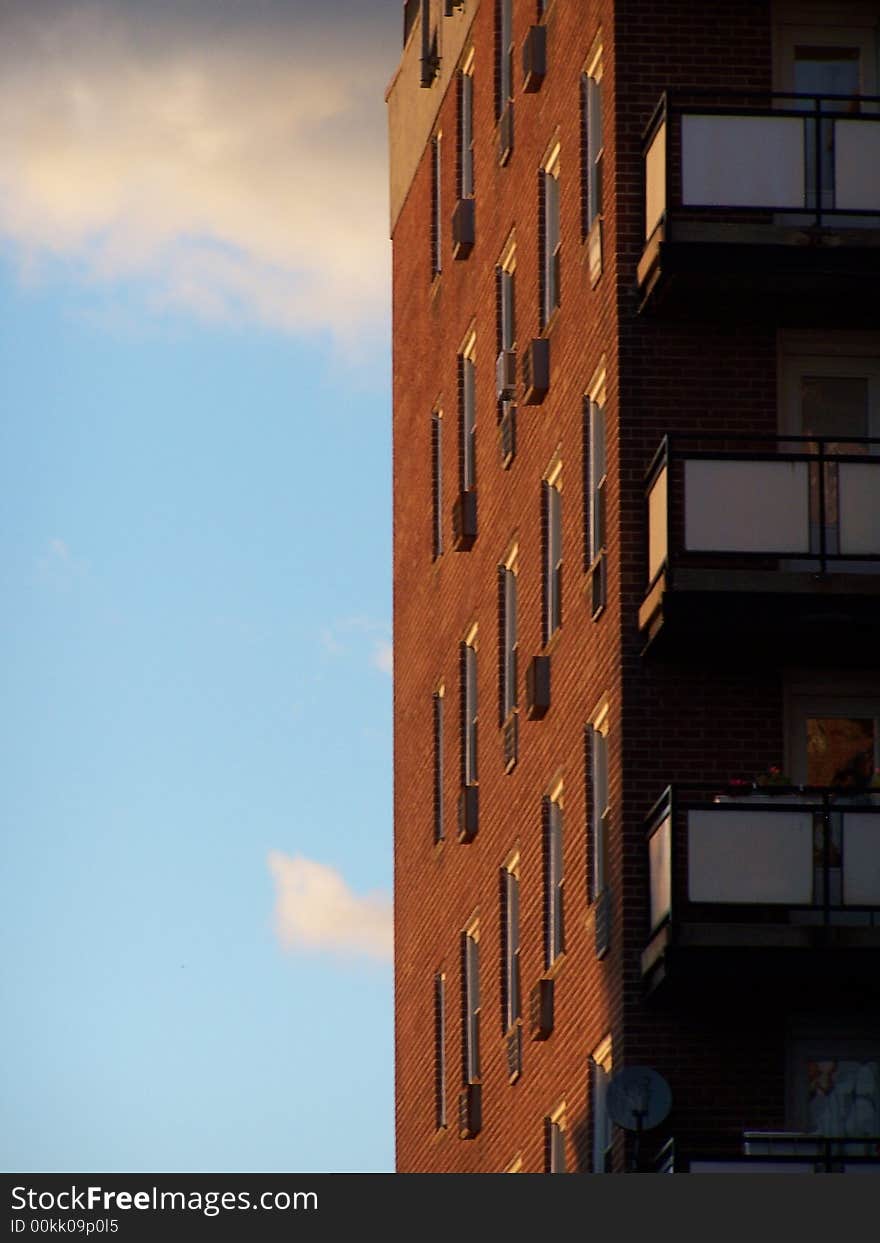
[462,353,476,492]
[464,639,478,787]
[434,973,446,1128]
[461,71,475,198]
[464,927,481,1083]
[502,564,518,721]
[544,479,562,640]
[502,865,521,1031]
[545,796,564,967]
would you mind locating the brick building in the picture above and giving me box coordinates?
[388,0,880,1172]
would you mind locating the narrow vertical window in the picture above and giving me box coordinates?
[434,972,447,1129]
[432,410,443,558]
[540,150,560,327]
[431,134,442,277]
[543,791,565,968]
[543,467,562,644]
[582,64,603,236]
[589,717,609,902]
[461,346,476,492]
[546,1109,567,1173]
[464,925,481,1083]
[460,68,474,199]
[497,237,517,464]
[501,860,521,1033]
[591,1038,613,1173]
[581,43,604,281]
[500,266,516,354]
[500,560,518,722]
[462,634,478,787]
[587,399,606,565]
[433,688,444,843]
[497,0,513,117]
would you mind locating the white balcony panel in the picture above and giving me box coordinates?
[647,465,668,582]
[645,121,667,239]
[684,459,810,553]
[838,463,880,555]
[690,1162,814,1173]
[681,115,804,208]
[688,809,814,904]
[835,121,880,212]
[843,813,880,905]
[649,814,671,930]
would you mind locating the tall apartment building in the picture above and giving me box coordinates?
[388,0,880,1172]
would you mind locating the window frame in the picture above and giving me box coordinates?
[460,332,477,493]
[499,547,519,724]
[581,42,604,244]
[591,1035,613,1173]
[462,626,479,788]
[459,58,475,200]
[434,971,447,1129]
[431,132,442,278]
[540,145,561,328]
[432,408,443,559]
[501,853,521,1034]
[589,704,610,904]
[544,784,565,969]
[433,684,445,844]
[543,459,563,644]
[463,919,481,1085]
[497,0,514,119]
[546,1103,568,1174]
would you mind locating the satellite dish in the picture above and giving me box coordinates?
[606,1067,672,1133]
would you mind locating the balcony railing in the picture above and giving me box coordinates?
[654,1134,880,1174]
[643,89,880,241]
[646,784,880,937]
[645,433,880,588]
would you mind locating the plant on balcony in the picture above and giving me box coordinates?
[755,764,791,790]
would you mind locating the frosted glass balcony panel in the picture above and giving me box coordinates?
[647,466,668,582]
[834,120,880,212]
[681,115,804,208]
[645,121,667,239]
[688,809,814,904]
[843,812,880,905]
[649,814,671,930]
[684,459,810,553]
[838,463,880,555]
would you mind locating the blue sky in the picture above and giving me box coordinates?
[0,0,400,1172]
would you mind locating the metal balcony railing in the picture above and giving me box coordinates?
[642,90,880,240]
[646,783,880,936]
[654,1133,880,1173]
[645,433,880,588]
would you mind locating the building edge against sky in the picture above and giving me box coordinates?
[389,0,880,1173]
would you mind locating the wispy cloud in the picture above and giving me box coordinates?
[372,640,393,677]
[35,537,84,589]
[268,851,392,962]
[320,617,392,675]
[0,1,397,344]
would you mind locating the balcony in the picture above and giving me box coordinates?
[640,434,880,662]
[654,1134,880,1173]
[638,91,880,322]
[643,784,880,992]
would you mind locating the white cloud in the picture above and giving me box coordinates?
[268,851,392,962]
[0,2,396,343]
[35,536,84,588]
[372,640,393,676]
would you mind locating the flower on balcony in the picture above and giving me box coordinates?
[754,765,792,789]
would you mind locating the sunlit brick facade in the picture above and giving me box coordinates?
[389,0,880,1173]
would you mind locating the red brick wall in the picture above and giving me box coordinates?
[392,0,862,1174]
